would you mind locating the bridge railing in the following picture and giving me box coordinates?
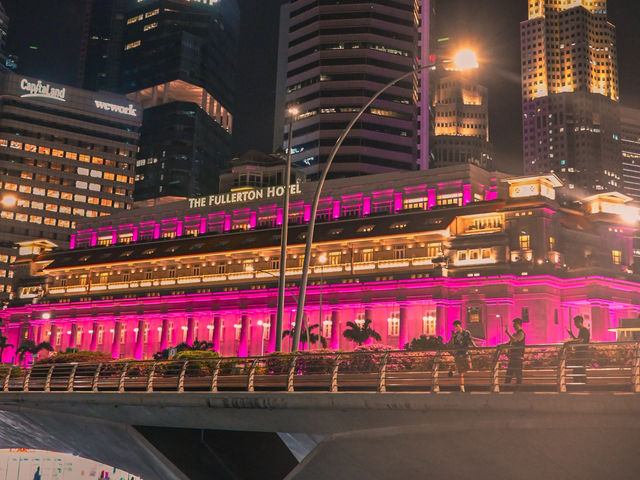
[1,342,639,393]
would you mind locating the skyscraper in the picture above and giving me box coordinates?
[620,106,640,202]
[278,0,430,180]
[119,0,239,200]
[430,68,492,169]
[521,0,620,193]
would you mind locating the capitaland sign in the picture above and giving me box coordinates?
[20,78,66,102]
[94,100,138,117]
[189,184,302,209]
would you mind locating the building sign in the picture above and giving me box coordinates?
[19,78,66,102]
[189,184,302,209]
[94,100,138,117]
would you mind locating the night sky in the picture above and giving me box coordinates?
[3,0,639,174]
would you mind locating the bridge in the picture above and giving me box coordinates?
[1,343,640,479]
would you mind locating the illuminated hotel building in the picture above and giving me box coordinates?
[2,164,640,360]
[119,0,239,200]
[431,70,493,169]
[0,72,141,303]
[279,0,430,179]
[521,0,621,193]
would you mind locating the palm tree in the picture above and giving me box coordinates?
[343,319,381,346]
[283,324,327,350]
[0,334,13,363]
[15,340,53,362]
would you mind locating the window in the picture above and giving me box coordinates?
[393,245,406,260]
[549,236,556,251]
[426,243,442,258]
[98,272,108,284]
[466,306,481,324]
[123,272,130,282]
[612,250,622,265]
[168,268,176,278]
[120,328,126,344]
[521,307,530,323]
[216,264,227,274]
[97,326,104,344]
[234,323,242,341]
[193,265,201,276]
[328,251,341,265]
[322,316,332,338]
[145,271,153,280]
[243,260,254,272]
[519,234,531,250]
[270,259,280,270]
[423,313,436,336]
[79,275,88,286]
[387,313,400,336]
[361,248,373,262]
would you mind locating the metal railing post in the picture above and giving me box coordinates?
[287,355,297,392]
[557,346,567,393]
[431,351,441,393]
[44,365,54,392]
[247,359,258,392]
[2,366,10,392]
[632,343,640,393]
[178,361,188,393]
[118,363,129,393]
[491,347,503,393]
[146,362,157,393]
[22,367,31,392]
[67,364,78,392]
[91,363,102,392]
[210,360,221,392]
[330,354,341,392]
[377,353,389,393]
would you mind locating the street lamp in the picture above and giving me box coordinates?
[291,51,479,351]
[275,107,299,352]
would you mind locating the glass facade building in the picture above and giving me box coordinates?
[119,0,239,200]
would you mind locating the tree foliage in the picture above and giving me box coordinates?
[404,335,444,351]
[342,319,381,346]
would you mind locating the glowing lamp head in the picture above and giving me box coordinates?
[288,107,299,117]
[318,253,328,264]
[1,194,17,208]
[452,49,479,71]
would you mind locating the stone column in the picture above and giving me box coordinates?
[399,305,409,350]
[267,313,277,353]
[331,310,340,350]
[50,324,58,352]
[160,317,169,351]
[591,304,611,343]
[238,314,249,357]
[111,321,122,359]
[134,320,145,360]
[436,304,448,340]
[90,321,99,351]
[364,306,374,345]
[69,323,77,349]
[186,316,195,346]
[212,315,222,353]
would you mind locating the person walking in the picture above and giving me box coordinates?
[565,315,590,384]
[503,318,526,387]
[448,320,476,392]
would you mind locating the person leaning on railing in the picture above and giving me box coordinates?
[447,320,477,392]
[502,318,526,386]
[565,315,591,384]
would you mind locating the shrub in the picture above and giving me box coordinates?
[404,335,444,351]
[35,350,113,365]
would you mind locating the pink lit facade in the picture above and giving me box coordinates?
[3,167,640,361]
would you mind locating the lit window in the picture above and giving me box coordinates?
[423,313,436,336]
[393,246,406,260]
[125,40,141,51]
[328,251,341,265]
[519,234,531,250]
[79,154,90,163]
[61,192,72,200]
[612,250,622,265]
[361,248,373,262]
[387,313,400,336]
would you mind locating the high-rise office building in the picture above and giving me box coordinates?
[521,0,621,193]
[620,106,640,202]
[431,69,492,169]
[278,0,430,180]
[118,0,239,200]
[78,0,126,92]
[0,72,141,301]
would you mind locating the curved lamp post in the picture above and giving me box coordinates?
[290,50,479,351]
